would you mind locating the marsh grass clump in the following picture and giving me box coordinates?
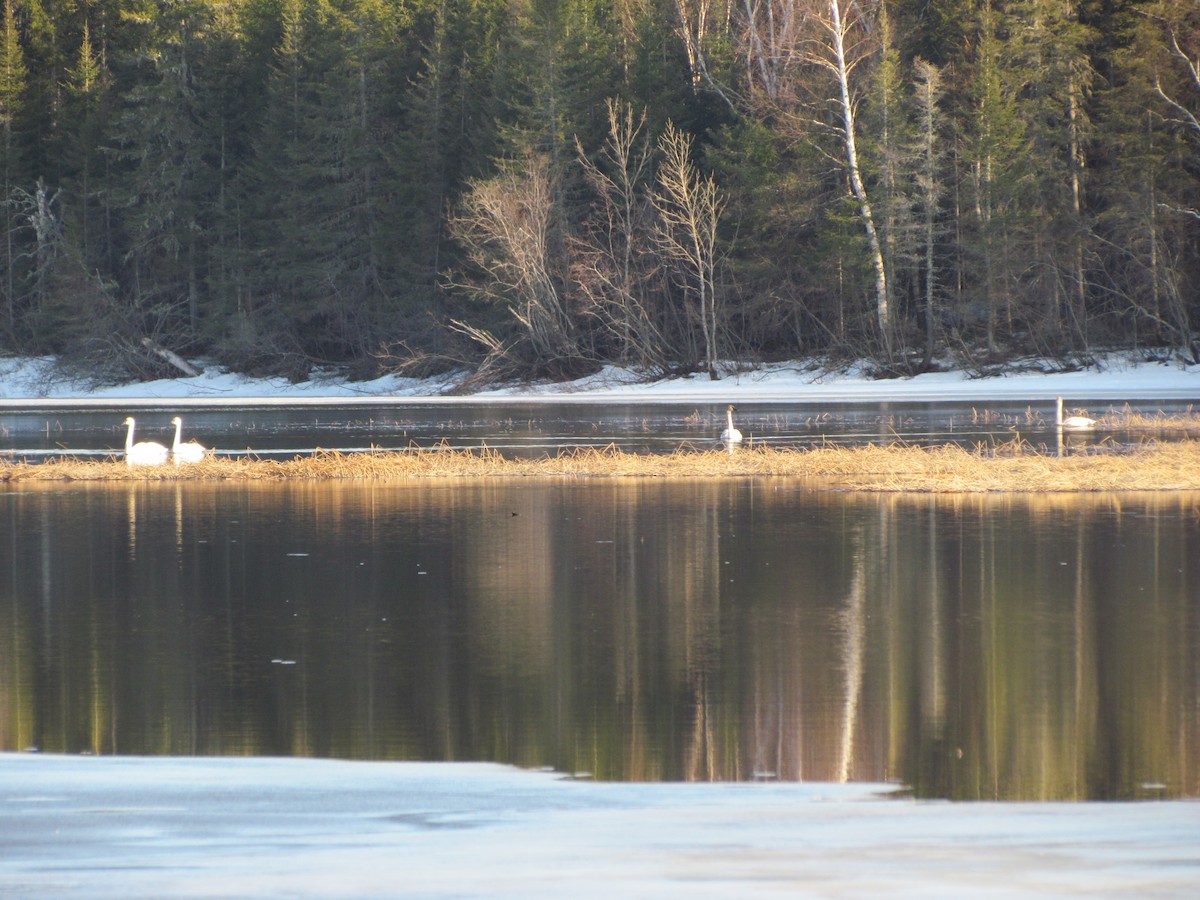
[4,440,1200,492]
[1096,405,1200,433]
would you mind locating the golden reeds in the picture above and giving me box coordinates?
[1095,405,1200,433]
[4,440,1200,492]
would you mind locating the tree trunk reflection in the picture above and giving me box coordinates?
[1,481,1196,799]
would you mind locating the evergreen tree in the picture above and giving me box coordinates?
[61,19,105,268]
[1094,0,1199,358]
[238,0,410,374]
[389,0,508,355]
[105,0,217,349]
[912,58,947,366]
[866,3,915,363]
[195,0,268,352]
[0,0,1192,377]
[999,0,1098,349]
[0,0,26,342]
[962,0,1030,356]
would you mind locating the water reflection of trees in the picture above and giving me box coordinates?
[892,494,1199,799]
[0,482,1196,799]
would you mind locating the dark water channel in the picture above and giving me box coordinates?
[2,478,1197,801]
[3,398,1198,459]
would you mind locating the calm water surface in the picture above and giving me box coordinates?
[2,479,1196,800]
[3,398,1197,458]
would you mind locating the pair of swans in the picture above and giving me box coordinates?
[124,416,208,465]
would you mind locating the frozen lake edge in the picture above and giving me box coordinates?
[2,754,1197,897]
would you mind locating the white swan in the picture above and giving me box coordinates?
[1056,397,1096,430]
[123,417,169,466]
[171,416,208,463]
[720,404,743,444]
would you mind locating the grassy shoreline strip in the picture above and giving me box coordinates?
[3,441,1200,492]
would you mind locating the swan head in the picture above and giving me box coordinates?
[171,416,182,426]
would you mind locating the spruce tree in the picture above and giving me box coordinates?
[999,0,1098,349]
[239,0,410,373]
[105,0,216,349]
[0,0,26,343]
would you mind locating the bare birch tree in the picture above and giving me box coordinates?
[653,122,725,379]
[738,0,891,358]
[672,0,737,109]
[1154,17,1200,222]
[737,0,806,99]
[812,0,891,355]
[1147,7,1199,358]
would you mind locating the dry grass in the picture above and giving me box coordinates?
[1096,405,1200,433]
[4,440,1200,492]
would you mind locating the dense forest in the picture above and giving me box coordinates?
[0,0,1196,385]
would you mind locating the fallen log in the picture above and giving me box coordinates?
[141,337,203,377]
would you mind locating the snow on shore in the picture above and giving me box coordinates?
[1,353,1198,404]
[1,754,1196,898]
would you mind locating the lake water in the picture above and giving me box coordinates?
[2,475,1196,800]
[3,398,1198,459]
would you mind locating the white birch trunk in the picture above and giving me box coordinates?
[826,0,891,351]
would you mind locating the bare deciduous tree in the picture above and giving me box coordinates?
[1146,8,1199,358]
[572,100,666,371]
[653,122,725,379]
[738,0,806,99]
[672,0,737,109]
[447,151,580,377]
[1154,19,1200,223]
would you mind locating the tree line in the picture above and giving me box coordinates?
[0,0,1196,385]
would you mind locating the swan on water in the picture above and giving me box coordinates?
[171,416,208,463]
[123,417,169,466]
[721,404,743,444]
[1056,397,1096,430]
